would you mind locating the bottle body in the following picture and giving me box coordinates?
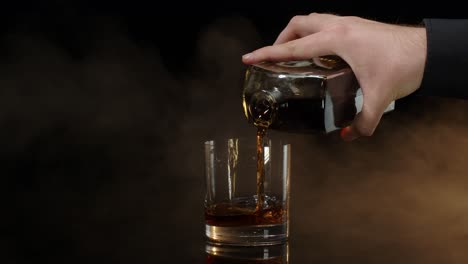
[242,56,395,133]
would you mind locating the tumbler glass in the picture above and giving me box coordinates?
[204,136,291,246]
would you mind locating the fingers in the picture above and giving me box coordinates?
[243,13,344,64]
[274,13,339,45]
[340,97,386,142]
[242,32,335,64]
[274,15,309,45]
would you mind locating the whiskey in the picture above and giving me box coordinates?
[255,127,266,211]
[242,57,396,134]
[205,196,285,227]
[244,90,326,133]
[205,131,285,227]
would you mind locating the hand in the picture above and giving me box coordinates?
[242,13,427,141]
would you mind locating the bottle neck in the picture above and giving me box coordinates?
[248,90,278,129]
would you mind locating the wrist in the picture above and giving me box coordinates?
[397,26,427,98]
[412,27,428,90]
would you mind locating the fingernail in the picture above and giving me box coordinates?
[242,53,253,60]
[340,126,357,142]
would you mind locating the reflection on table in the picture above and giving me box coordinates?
[205,241,289,264]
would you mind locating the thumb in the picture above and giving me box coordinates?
[340,102,383,142]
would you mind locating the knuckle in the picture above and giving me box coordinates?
[289,15,306,27]
[317,30,336,43]
[285,42,298,56]
[309,12,342,20]
[257,45,272,53]
[322,22,354,46]
[327,22,350,35]
[342,15,360,23]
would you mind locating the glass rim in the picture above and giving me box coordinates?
[203,136,290,145]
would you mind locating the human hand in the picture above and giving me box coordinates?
[242,13,427,141]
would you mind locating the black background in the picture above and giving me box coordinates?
[3,1,468,263]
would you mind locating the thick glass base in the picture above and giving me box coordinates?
[205,223,288,246]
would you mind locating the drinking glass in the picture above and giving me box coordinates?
[204,136,291,246]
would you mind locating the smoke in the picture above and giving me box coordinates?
[289,96,468,263]
[3,12,468,264]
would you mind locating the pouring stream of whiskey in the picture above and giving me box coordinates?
[251,98,273,213]
[255,127,266,212]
